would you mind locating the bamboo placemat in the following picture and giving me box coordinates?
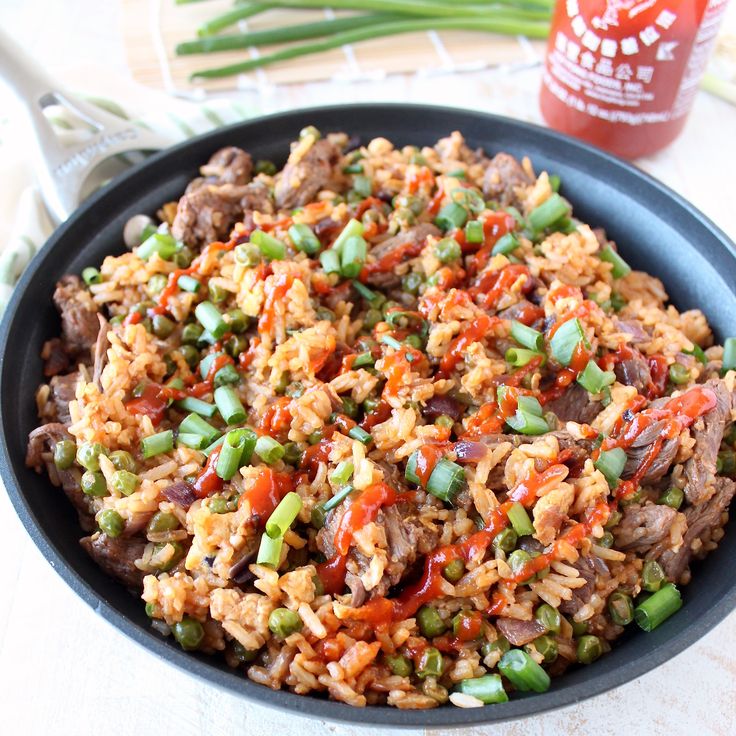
[122,0,544,96]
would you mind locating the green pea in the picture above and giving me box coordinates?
[493,527,518,554]
[401,271,423,295]
[112,470,140,496]
[172,247,193,269]
[310,505,326,529]
[268,608,303,638]
[223,335,247,359]
[147,511,180,534]
[381,300,400,318]
[208,498,229,515]
[642,559,666,592]
[717,450,736,476]
[404,334,423,350]
[362,397,379,414]
[98,509,124,537]
[608,592,634,626]
[140,317,153,333]
[152,314,175,339]
[109,315,124,327]
[434,414,455,430]
[315,306,335,322]
[442,559,465,583]
[299,125,321,140]
[154,541,185,571]
[417,605,446,638]
[570,620,589,637]
[109,450,137,473]
[182,323,204,345]
[604,509,622,530]
[385,654,413,677]
[147,273,168,296]
[669,362,690,385]
[528,634,558,663]
[421,678,449,704]
[434,237,462,264]
[452,611,482,639]
[282,442,303,466]
[598,531,615,548]
[481,636,510,658]
[658,486,684,510]
[307,431,323,445]
[507,549,533,582]
[232,640,258,664]
[81,471,107,497]
[620,485,643,506]
[53,439,77,470]
[393,207,416,229]
[576,634,603,664]
[255,159,277,176]
[172,617,204,650]
[535,604,561,634]
[180,344,200,368]
[76,442,108,472]
[416,647,443,679]
[145,602,157,618]
[363,308,382,330]
[234,243,261,267]
[226,308,249,334]
[208,281,228,304]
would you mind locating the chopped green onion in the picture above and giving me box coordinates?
[380,335,403,350]
[137,232,179,261]
[323,483,355,512]
[352,174,372,198]
[549,174,561,192]
[216,430,247,480]
[517,395,544,417]
[348,426,373,445]
[594,447,627,487]
[175,396,217,418]
[177,432,206,450]
[340,235,367,278]
[723,337,736,373]
[451,188,485,214]
[332,218,364,254]
[250,229,286,260]
[416,647,444,679]
[549,318,587,367]
[202,435,225,457]
[642,560,666,592]
[600,244,631,278]
[511,320,544,351]
[214,385,246,425]
[507,502,535,536]
[82,267,101,285]
[505,347,544,367]
[255,435,285,464]
[608,591,634,626]
[405,452,420,485]
[288,223,321,255]
[194,301,227,339]
[426,458,465,503]
[330,460,354,486]
[498,649,550,693]
[492,232,520,256]
[434,237,462,263]
[352,279,379,303]
[266,492,302,538]
[141,430,173,459]
[435,201,468,232]
[353,351,375,368]
[634,583,682,631]
[528,193,571,232]
[684,344,707,365]
[214,363,240,388]
[577,360,615,394]
[464,220,484,244]
[506,408,549,435]
[257,531,283,567]
[179,412,221,446]
[177,274,200,293]
[319,249,340,274]
[342,162,364,174]
[239,427,258,466]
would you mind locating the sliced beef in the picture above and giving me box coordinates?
[42,337,71,377]
[614,350,651,395]
[558,555,609,616]
[682,378,732,505]
[497,299,544,327]
[621,419,679,484]
[545,383,602,425]
[26,423,95,530]
[53,275,100,358]
[274,138,341,210]
[613,319,650,345]
[48,371,80,425]
[364,223,441,289]
[80,533,147,589]
[482,152,532,208]
[421,394,463,422]
[496,617,546,646]
[613,503,678,552]
[198,146,252,186]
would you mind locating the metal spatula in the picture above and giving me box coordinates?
[0,27,173,224]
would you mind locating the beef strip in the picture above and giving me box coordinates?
[496,617,547,646]
[26,423,94,530]
[656,476,736,582]
[198,146,253,185]
[682,378,732,505]
[53,275,100,358]
[497,299,544,328]
[92,315,110,389]
[48,371,80,425]
[482,152,532,208]
[364,223,441,289]
[545,383,602,425]
[80,533,147,589]
[613,503,678,553]
[558,556,609,616]
[42,337,70,377]
[274,138,341,210]
[613,318,650,345]
[614,350,652,395]
[621,419,679,484]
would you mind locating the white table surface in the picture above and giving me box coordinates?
[1,2,736,734]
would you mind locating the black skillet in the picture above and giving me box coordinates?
[1,104,735,728]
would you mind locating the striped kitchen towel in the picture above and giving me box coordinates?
[0,95,257,313]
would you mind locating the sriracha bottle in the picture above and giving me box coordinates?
[540,0,730,158]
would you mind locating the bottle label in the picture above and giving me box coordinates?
[543,0,728,127]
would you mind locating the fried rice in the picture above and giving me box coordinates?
[26,127,736,709]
